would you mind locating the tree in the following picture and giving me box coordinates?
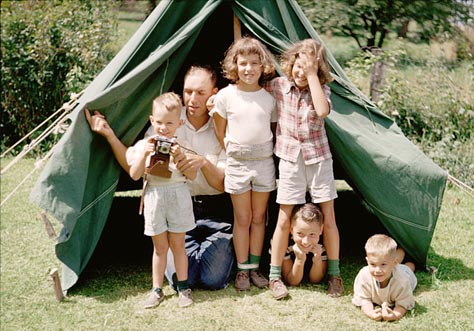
[1,0,118,153]
[297,0,473,50]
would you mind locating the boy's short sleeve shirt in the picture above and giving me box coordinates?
[268,77,332,165]
[352,265,416,311]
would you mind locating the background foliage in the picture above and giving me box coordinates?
[1,0,118,154]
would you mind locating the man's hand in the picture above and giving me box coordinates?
[172,147,201,180]
[84,108,114,139]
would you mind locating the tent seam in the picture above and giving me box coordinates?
[77,179,119,219]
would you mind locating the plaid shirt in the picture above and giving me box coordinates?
[267,77,332,165]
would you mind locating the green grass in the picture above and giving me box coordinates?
[1,158,473,330]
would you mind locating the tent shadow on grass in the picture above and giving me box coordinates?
[71,180,474,301]
[70,185,410,287]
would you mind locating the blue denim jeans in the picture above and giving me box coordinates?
[165,193,234,290]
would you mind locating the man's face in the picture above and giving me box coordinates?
[182,71,216,119]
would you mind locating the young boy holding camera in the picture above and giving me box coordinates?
[127,92,196,308]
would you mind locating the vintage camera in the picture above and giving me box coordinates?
[153,135,177,155]
[146,136,177,179]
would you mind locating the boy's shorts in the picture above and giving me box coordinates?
[143,182,196,236]
[224,141,276,195]
[277,153,337,205]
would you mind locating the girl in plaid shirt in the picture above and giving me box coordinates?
[266,39,343,299]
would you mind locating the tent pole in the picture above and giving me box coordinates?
[233,13,241,40]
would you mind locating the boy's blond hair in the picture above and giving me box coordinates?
[152,92,182,117]
[221,36,276,84]
[291,203,323,227]
[280,39,333,86]
[364,234,398,259]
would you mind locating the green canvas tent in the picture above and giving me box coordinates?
[30,0,447,292]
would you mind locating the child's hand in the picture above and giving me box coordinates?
[369,307,383,321]
[381,303,403,321]
[144,137,156,156]
[299,52,319,78]
[292,243,307,262]
[310,244,323,258]
[206,95,216,112]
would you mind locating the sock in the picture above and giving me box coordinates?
[249,254,261,271]
[328,259,340,276]
[269,265,282,280]
[177,280,189,292]
[237,260,250,273]
[152,287,162,293]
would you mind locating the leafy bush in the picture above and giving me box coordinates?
[1,0,118,155]
[344,48,474,187]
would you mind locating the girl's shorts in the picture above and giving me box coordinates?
[225,141,276,195]
[277,153,337,205]
[143,182,196,236]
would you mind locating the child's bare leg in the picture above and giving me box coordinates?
[230,191,253,290]
[395,247,405,264]
[319,200,343,296]
[397,247,415,271]
[270,204,293,268]
[169,232,188,282]
[268,204,293,299]
[231,191,252,265]
[249,191,270,258]
[320,200,339,261]
[151,232,169,289]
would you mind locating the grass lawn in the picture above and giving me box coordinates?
[1,158,473,331]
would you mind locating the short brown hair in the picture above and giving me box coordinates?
[291,203,323,227]
[221,37,276,84]
[280,39,333,86]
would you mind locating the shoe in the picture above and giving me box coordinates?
[234,271,250,291]
[144,290,165,309]
[269,278,289,300]
[327,275,344,297]
[250,270,269,288]
[178,288,194,308]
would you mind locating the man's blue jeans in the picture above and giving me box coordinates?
[165,193,234,290]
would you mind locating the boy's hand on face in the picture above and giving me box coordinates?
[310,244,323,258]
[292,243,308,262]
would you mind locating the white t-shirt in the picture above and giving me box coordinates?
[140,107,226,196]
[211,84,276,146]
[352,264,417,310]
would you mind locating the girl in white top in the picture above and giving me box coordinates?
[211,37,277,291]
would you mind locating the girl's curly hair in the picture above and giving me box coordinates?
[280,39,333,86]
[221,37,276,84]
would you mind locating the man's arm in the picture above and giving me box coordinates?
[174,153,225,192]
[84,109,130,173]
